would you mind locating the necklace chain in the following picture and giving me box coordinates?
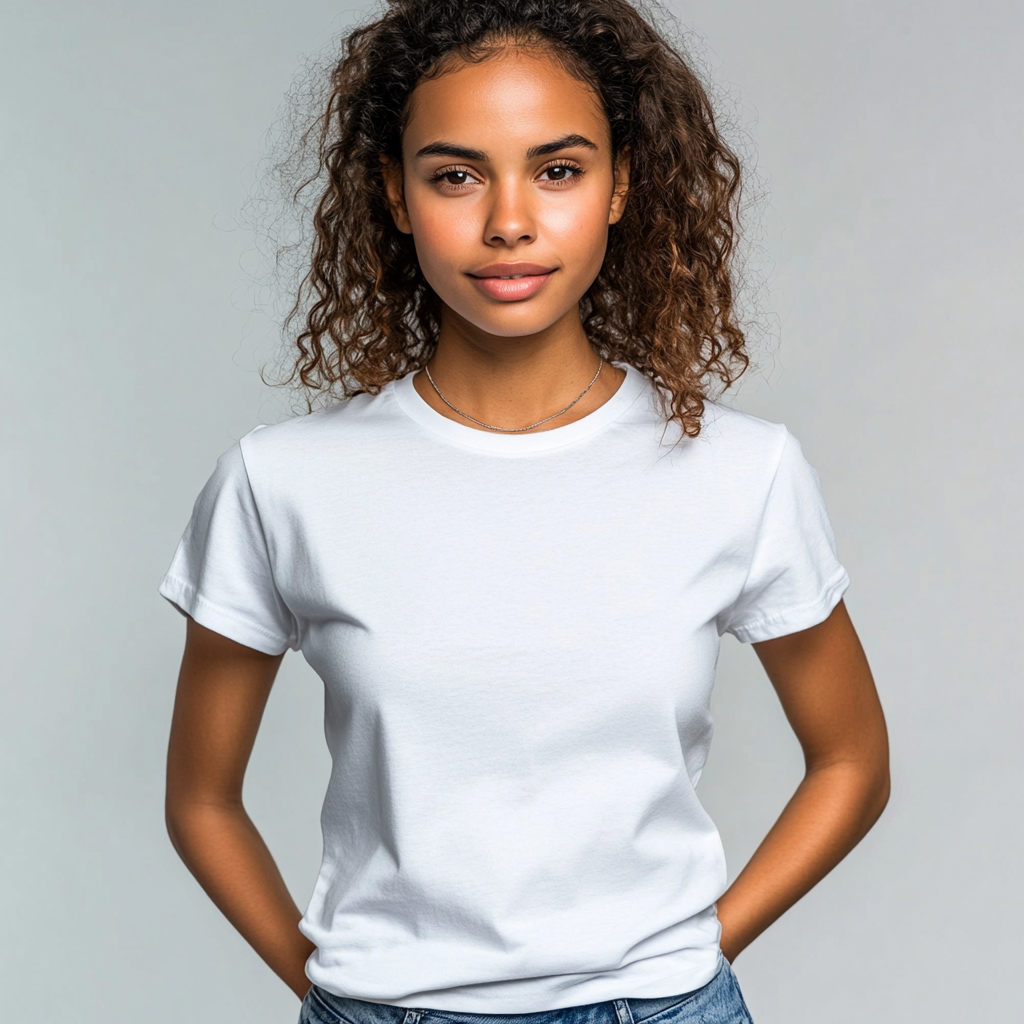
[423,360,604,434]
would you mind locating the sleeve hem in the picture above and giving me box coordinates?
[158,574,292,656]
[728,568,850,644]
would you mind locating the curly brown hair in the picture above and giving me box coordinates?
[287,0,748,436]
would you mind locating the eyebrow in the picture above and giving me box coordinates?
[415,142,488,161]
[527,134,597,158]
[414,134,598,161]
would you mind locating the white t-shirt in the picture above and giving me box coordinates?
[160,365,848,1012]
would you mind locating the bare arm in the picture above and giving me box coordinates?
[165,617,315,999]
[716,600,890,962]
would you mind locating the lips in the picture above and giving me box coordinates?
[467,262,556,302]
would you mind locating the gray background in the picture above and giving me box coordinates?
[2,0,1021,1020]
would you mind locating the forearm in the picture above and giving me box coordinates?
[167,800,315,999]
[716,757,889,961]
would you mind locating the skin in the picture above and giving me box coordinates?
[165,47,889,1000]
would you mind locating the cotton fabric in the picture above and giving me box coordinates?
[160,365,848,1011]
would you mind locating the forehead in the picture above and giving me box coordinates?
[402,49,609,154]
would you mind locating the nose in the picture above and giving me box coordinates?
[483,176,536,247]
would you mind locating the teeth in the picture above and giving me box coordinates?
[498,275,525,279]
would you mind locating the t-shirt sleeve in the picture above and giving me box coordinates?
[720,429,850,644]
[158,441,297,655]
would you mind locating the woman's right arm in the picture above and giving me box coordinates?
[165,616,315,1000]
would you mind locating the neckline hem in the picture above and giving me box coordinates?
[391,363,649,454]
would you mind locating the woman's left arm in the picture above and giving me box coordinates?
[715,599,890,962]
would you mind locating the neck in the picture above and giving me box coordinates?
[414,303,624,432]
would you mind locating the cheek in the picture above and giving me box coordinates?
[542,193,610,266]
[406,196,479,276]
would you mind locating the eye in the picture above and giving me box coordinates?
[429,165,478,190]
[538,162,584,185]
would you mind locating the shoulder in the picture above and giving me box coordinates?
[678,404,800,511]
[621,369,790,461]
[671,399,798,487]
[696,402,830,524]
[698,400,792,467]
[235,386,406,471]
[613,377,807,507]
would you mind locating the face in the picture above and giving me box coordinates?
[383,48,629,340]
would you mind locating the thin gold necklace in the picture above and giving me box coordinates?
[423,360,604,434]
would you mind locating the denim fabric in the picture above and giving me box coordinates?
[299,960,754,1024]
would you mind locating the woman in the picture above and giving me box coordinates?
[161,2,890,1021]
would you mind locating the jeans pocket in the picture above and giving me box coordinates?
[720,962,755,1024]
[300,986,339,1024]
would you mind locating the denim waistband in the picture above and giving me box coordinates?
[306,958,726,1024]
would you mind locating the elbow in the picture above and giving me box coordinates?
[164,787,206,859]
[164,786,246,861]
[855,720,891,827]
[808,745,891,832]
[164,794,188,858]
[860,746,891,831]
[872,759,891,821]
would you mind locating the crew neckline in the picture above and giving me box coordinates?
[392,363,649,454]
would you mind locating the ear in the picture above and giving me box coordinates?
[380,155,413,234]
[608,146,631,225]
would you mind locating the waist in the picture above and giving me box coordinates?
[305,957,729,1024]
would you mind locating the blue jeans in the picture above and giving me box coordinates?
[299,959,754,1024]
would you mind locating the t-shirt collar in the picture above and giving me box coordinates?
[391,362,650,454]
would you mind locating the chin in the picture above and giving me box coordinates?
[472,318,564,339]
[452,300,574,340]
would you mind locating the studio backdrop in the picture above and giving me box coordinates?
[1,1,1021,1021]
